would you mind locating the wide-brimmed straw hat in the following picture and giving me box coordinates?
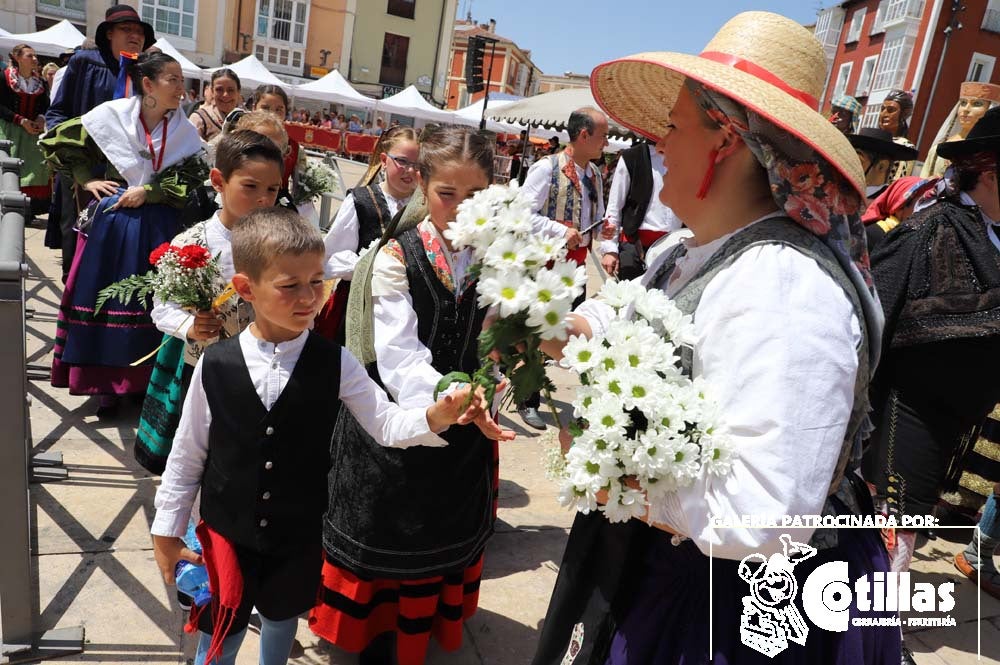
[847,128,919,161]
[590,11,865,195]
[937,106,1000,159]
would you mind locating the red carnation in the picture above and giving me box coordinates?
[177,244,211,269]
[149,242,173,266]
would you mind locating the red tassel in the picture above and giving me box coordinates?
[696,149,719,200]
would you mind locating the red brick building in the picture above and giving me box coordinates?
[444,18,542,110]
[815,0,1000,159]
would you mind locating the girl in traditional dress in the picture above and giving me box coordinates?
[41,52,206,417]
[310,126,512,665]
[532,11,899,665]
[315,126,418,340]
[0,44,50,202]
[190,68,241,142]
[250,84,304,192]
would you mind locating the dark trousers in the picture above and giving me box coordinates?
[59,178,78,282]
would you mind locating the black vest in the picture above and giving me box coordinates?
[351,184,393,255]
[323,226,495,579]
[619,143,654,239]
[200,333,342,555]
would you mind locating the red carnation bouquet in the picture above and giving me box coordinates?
[96,242,222,314]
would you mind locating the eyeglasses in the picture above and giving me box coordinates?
[387,154,418,171]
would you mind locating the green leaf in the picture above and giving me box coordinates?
[433,371,472,400]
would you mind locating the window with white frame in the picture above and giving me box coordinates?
[984,0,1000,33]
[256,0,307,45]
[861,104,882,129]
[141,0,195,40]
[870,2,885,35]
[968,52,997,82]
[255,43,302,70]
[855,55,879,96]
[871,34,914,92]
[846,8,866,43]
[36,0,85,19]
[882,0,925,26]
[833,62,853,99]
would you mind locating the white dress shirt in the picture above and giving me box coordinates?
[575,213,862,561]
[369,220,476,409]
[151,327,446,538]
[151,213,234,342]
[324,183,410,280]
[600,144,683,256]
[521,154,605,245]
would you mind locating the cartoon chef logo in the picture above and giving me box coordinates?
[738,534,817,657]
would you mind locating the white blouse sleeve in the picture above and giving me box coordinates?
[151,357,211,537]
[338,348,447,448]
[646,245,862,562]
[323,192,362,280]
[371,248,446,410]
[522,158,570,239]
[151,296,194,341]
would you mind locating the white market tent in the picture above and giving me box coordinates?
[293,69,375,108]
[377,85,454,124]
[205,54,284,89]
[153,37,203,79]
[0,27,10,37]
[0,19,85,57]
[452,98,520,132]
[490,86,632,151]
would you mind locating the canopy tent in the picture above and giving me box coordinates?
[0,27,10,37]
[152,37,203,79]
[489,87,632,138]
[205,54,284,89]
[452,98,520,132]
[0,19,85,57]
[293,69,375,108]
[377,85,454,124]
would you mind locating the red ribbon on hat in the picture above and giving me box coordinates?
[699,51,819,110]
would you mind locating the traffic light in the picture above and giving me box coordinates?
[465,35,486,93]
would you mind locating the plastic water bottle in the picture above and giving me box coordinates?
[174,521,211,607]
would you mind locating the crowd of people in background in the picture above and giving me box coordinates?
[7,5,1000,665]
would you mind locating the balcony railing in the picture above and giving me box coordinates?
[984,8,1000,33]
[883,0,925,27]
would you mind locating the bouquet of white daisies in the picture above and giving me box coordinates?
[553,279,737,523]
[436,183,587,412]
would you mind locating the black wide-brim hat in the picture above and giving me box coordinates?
[96,5,155,53]
[847,127,918,161]
[937,106,1000,159]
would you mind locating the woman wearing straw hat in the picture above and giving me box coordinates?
[531,11,899,665]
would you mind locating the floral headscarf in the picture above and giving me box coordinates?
[861,176,938,224]
[686,79,883,365]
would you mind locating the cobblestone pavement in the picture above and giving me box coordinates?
[20,157,1000,663]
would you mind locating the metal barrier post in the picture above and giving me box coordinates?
[0,141,83,663]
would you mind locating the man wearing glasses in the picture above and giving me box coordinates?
[518,106,609,429]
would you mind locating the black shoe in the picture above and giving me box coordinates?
[517,406,547,430]
[901,641,917,665]
[95,399,120,419]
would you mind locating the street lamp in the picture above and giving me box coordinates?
[239,32,252,53]
[915,1,965,148]
[320,49,331,67]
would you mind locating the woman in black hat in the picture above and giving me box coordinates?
[863,106,1000,628]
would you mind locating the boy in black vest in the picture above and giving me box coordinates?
[150,208,489,665]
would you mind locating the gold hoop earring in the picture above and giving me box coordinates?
[143,96,157,109]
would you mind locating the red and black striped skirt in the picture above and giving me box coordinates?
[308,552,484,665]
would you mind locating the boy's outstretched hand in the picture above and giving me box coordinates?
[152,534,204,586]
[427,384,516,441]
